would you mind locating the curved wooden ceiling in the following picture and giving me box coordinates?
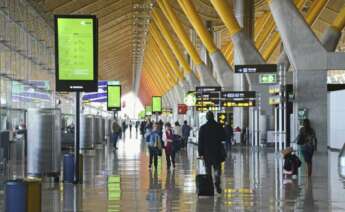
[30,0,345,104]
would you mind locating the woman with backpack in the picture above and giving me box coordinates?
[297,119,317,177]
[147,123,162,169]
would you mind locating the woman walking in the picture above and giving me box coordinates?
[297,119,317,177]
[163,122,175,170]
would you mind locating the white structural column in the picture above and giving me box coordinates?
[268,0,345,152]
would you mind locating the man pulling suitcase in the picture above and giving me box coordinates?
[197,111,226,195]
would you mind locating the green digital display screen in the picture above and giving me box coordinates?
[107,85,121,111]
[145,106,152,116]
[259,73,277,84]
[152,96,162,113]
[57,18,94,80]
[54,15,98,92]
[138,111,145,119]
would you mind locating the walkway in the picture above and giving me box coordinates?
[1,131,345,211]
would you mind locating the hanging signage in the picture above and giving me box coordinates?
[145,105,152,116]
[54,15,98,92]
[196,86,221,111]
[107,84,121,111]
[162,108,173,115]
[269,96,281,105]
[184,91,196,106]
[259,73,277,84]
[217,113,227,127]
[178,104,188,114]
[152,96,162,113]
[235,64,277,74]
[221,91,256,107]
[269,85,282,94]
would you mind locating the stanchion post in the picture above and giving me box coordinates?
[74,92,80,184]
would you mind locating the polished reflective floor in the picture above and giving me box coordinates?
[1,130,345,211]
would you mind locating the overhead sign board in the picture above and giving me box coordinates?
[259,73,277,84]
[196,86,221,111]
[162,107,173,115]
[221,91,256,107]
[235,64,277,74]
[54,15,98,92]
[178,104,188,114]
[268,85,282,94]
[184,91,196,106]
[152,96,162,113]
[269,96,281,105]
[107,84,121,111]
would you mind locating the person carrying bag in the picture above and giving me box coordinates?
[148,123,162,169]
[296,119,317,177]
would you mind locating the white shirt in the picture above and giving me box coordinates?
[174,126,182,137]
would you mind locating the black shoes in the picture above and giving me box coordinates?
[216,185,222,194]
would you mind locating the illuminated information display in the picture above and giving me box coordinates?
[107,85,121,111]
[196,87,221,111]
[235,64,277,74]
[259,73,277,84]
[221,91,256,107]
[152,96,162,113]
[162,108,173,115]
[145,106,152,116]
[55,15,98,92]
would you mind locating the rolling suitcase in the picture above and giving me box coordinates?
[195,159,214,196]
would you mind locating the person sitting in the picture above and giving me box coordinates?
[282,147,301,178]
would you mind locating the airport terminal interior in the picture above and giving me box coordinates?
[1,0,345,211]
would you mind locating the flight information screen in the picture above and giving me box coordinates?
[152,96,162,113]
[107,85,121,111]
[55,15,98,91]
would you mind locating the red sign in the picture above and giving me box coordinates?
[178,104,188,114]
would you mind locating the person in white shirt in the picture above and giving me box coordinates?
[174,121,182,137]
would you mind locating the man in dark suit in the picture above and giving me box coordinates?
[198,111,226,194]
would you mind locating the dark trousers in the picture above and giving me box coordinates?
[112,133,119,148]
[205,161,221,187]
[149,147,158,168]
[165,150,175,168]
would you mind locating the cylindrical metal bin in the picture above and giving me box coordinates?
[5,179,27,212]
[25,178,42,212]
[108,119,113,138]
[94,116,102,144]
[80,115,95,149]
[101,118,105,142]
[63,153,74,183]
[27,108,61,177]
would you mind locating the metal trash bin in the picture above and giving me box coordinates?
[27,108,61,178]
[101,118,106,142]
[63,153,74,183]
[5,179,27,212]
[80,115,95,149]
[25,178,42,212]
[94,116,102,144]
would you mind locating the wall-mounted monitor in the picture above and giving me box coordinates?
[107,84,121,111]
[152,96,162,113]
[54,15,98,92]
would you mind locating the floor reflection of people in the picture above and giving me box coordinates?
[164,170,181,211]
[303,180,318,211]
[147,169,162,210]
[283,179,301,211]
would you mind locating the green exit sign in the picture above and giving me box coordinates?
[259,74,277,84]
